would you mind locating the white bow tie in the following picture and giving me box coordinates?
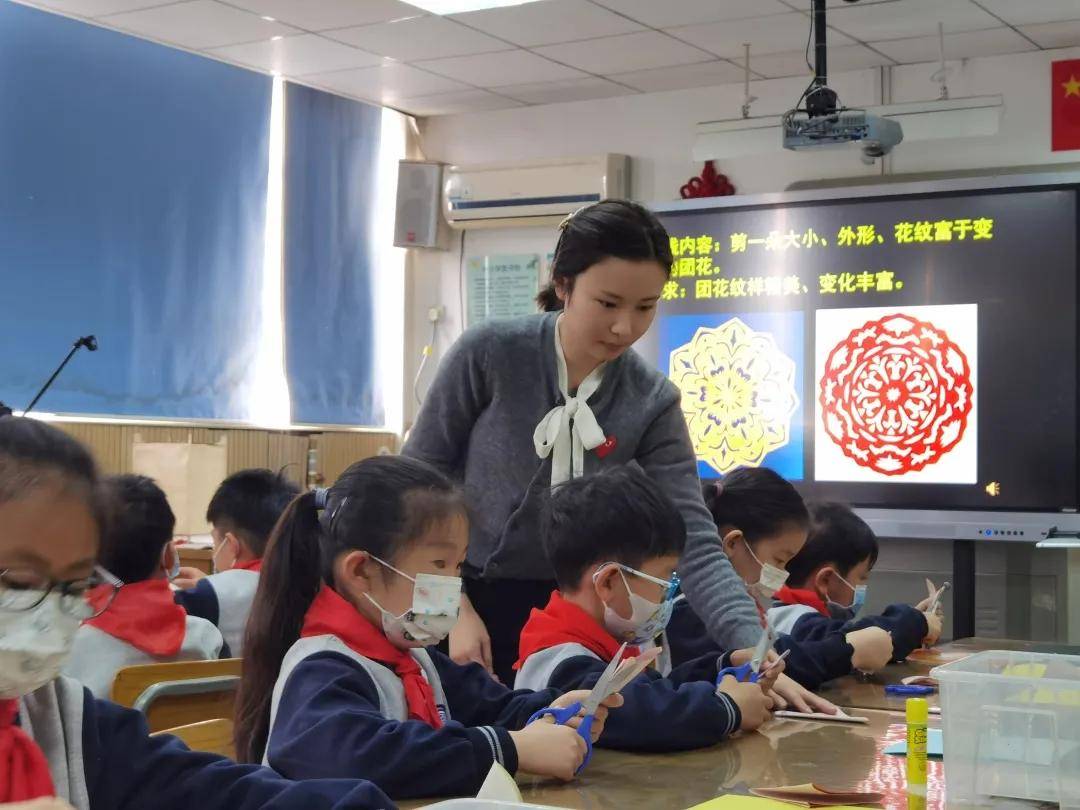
[533,319,606,487]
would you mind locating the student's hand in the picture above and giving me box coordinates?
[769,673,839,715]
[548,690,624,742]
[717,674,773,731]
[449,593,495,678]
[0,800,77,809]
[509,721,587,781]
[922,611,943,646]
[914,596,933,612]
[847,626,894,671]
[172,567,207,590]
[729,648,784,694]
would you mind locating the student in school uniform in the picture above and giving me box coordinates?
[234,455,621,802]
[770,502,942,667]
[514,467,775,752]
[174,469,299,656]
[0,415,396,809]
[666,469,902,690]
[403,199,829,713]
[63,474,224,699]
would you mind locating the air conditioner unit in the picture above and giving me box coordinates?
[443,155,630,228]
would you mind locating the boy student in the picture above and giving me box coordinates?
[64,475,224,698]
[770,501,942,670]
[514,466,775,752]
[0,417,393,809]
[174,468,299,655]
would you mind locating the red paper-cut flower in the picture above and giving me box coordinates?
[819,313,973,475]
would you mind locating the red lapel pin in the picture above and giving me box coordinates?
[595,435,618,459]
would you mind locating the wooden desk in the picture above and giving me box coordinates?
[820,637,1080,714]
[176,544,213,575]
[513,709,942,810]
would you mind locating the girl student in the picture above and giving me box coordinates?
[666,468,896,691]
[403,199,832,714]
[234,455,619,802]
[0,415,392,810]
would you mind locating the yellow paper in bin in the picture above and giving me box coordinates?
[686,797,874,810]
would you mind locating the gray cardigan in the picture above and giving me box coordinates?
[402,312,761,650]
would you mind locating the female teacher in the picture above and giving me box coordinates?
[404,200,831,712]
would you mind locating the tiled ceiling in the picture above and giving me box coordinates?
[17,0,1080,116]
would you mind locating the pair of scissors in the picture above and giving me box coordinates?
[526,642,627,773]
[717,595,776,684]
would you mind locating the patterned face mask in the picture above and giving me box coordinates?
[0,593,81,699]
[594,563,679,644]
[363,556,462,650]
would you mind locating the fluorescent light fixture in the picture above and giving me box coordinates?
[405,0,546,14]
[260,15,276,21]
[270,35,284,41]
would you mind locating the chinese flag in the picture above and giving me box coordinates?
[1052,59,1080,151]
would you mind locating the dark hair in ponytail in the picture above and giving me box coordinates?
[702,467,809,546]
[0,416,105,533]
[536,199,673,312]
[234,455,465,763]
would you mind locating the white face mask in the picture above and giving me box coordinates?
[363,556,462,650]
[210,537,232,575]
[165,546,181,581]
[741,537,789,601]
[0,593,82,699]
[594,563,678,645]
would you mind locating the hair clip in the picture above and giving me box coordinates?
[313,487,329,510]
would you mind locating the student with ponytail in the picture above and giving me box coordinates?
[235,455,619,801]
[0,416,392,810]
[405,199,833,712]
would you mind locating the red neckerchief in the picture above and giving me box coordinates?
[300,586,442,729]
[87,579,187,656]
[233,558,262,572]
[515,590,639,671]
[773,585,829,617]
[0,700,55,802]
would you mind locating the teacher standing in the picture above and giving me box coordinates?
[404,200,830,712]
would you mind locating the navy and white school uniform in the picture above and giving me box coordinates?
[63,580,224,700]
[769,586,929,664]
[513,591,741,752]
[174,561,261,656]
[262,587,565,801]
[12,676,394,809]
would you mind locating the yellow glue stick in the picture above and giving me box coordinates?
[907,697,928,810]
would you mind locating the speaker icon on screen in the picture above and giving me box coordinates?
[985,482,1001,497]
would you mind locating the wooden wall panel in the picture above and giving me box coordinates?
[51,422,396,491]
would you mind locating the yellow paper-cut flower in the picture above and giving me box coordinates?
[669,319,799,475]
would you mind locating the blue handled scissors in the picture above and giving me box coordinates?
[526,642,627,773]
[716,602,775,685]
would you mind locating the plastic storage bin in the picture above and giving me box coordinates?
[932,650,1080,807]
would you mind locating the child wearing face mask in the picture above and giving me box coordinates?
[668,470,920,690]
[63,474,224,698]
[773,502,942,670]
[514,467,775,751]
[174,469,300,656]
[234,455,621,801]
[0,416,397,809]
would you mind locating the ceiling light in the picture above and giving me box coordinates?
[405,0,546,14]
[270,35,284,41]
[260,15,276,21]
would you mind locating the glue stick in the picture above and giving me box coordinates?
[906,697,928,810]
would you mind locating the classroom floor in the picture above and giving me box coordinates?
[406,639,1075,810]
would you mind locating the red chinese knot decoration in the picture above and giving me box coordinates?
[820,314,973,475]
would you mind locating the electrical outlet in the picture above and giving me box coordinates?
[427,306,444,323]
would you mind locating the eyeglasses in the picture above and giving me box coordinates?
[0,565,124,619]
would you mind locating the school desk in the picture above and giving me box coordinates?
[818,637,1080,715]
[176,544,213,575]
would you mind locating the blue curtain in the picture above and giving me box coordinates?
[0,1,271,419]
[283,82,382,426]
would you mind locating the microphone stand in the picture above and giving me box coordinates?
[23,335,98,415]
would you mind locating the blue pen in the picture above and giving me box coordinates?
[885,684,936,696]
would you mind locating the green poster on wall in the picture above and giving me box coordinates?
[466,253,541,327]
